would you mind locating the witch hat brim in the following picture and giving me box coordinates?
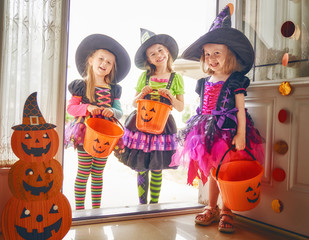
[75,34,131,83]
[181,27,254,75]
[134,34,179,69]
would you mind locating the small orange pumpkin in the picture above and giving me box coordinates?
[11,129,59,162]
[1,194,71,240]
[8,159,63,201]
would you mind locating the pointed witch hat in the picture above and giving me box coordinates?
[12,92,56,131]
[134,28,179,69]
[182,4,254,74]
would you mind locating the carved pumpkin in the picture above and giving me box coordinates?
[11,129,59,162]
[136,99,172,134]
[1,194,71,240]
[8,159,63,201]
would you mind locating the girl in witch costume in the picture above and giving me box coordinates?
[115,29,184,204]
[64,34,131,210]
[170,5,264,233]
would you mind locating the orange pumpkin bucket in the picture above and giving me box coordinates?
[212,147,264,211]
[84,117,124,158]
[136,99,172,134]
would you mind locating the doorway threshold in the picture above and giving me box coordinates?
[72,202,204,226]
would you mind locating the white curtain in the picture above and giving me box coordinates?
[0,0,67,166]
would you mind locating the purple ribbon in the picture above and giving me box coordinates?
[211,107,238,129]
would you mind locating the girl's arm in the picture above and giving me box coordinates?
[157,89,184,112]
[67,96,89,117]
[67,96,102,116]
[110,99,123,120]
[132,86,153,108]
[169,93,184,112]
[232,93,246,150]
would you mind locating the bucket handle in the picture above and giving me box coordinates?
[111,117,124,132]
[215,146,256,180]
[93,111,124,132]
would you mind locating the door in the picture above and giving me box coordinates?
[221,0,309,236]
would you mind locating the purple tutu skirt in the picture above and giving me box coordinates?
[64,116,86,149]
[115,110,178,171]
[170,113,264,185]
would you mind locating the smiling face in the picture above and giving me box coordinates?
[11,129,59,161]
[246,182,261,204]
[92,137,110,154]
[140,104,156,123]
[88,49,115,80]
[202,43,229,74]
[146,44,170,68]
[2,195,71,240]
[8,159,63,201]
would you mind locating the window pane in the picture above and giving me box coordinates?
[242,0,309,81]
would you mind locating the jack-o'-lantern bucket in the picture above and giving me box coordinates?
[136,99,172,134]
[84,117,124,158]
[212,147,264,211]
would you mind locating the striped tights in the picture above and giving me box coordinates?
[74,147,107,210]
[137,170,162,204]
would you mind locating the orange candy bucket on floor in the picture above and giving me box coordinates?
[136,99,172,134]
[212,147,264,211]
[84,117,124,158]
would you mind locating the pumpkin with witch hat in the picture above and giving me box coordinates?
[2,92,71,240]
[11,92,59,162]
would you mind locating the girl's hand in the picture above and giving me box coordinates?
[87,105,102,116]
[101,107,114,118]
[158,88,172,101]
[232,134,246,151]
[140,86,153,98]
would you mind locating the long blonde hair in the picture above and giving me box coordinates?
[200,47,244,75]
[84,50,117,103]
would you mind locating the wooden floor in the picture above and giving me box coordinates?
[66,213,306,240]
[1,212,306,240]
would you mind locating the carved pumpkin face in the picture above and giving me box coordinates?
[8,159,63,201]
[2,195,71,240]
[92,138,110,155]
[84,136,111,158]
[246,182,261,204]
[140,105,156,123]
[11,129,59,161]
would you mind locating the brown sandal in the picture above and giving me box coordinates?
[218,210,235,233]
[195,205,220,226]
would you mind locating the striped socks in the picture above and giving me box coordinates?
[74,148,107,210]
[150,171,162,204]
[137,170,162,204]
[74,149,92,210]
[91,157,107,209]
